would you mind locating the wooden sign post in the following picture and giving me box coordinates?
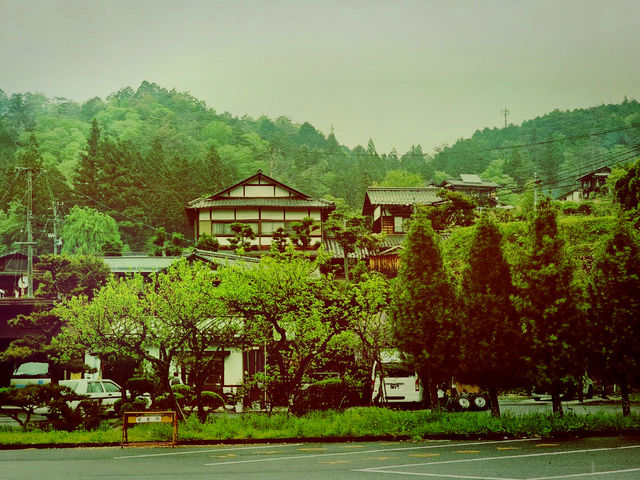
[121,411,178,447]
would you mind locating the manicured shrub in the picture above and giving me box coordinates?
[201,391,225,410]
[125,377,154,398]
[115,397,149,416]
[291,377,361,416]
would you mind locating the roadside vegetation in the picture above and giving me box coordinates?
[0,408,639,447]
[2,155,639,436]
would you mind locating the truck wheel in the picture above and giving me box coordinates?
[456,394,471,411]
[472,393,489,411]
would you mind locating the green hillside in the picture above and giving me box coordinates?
[1,81,639,253]
[432,99,640,200]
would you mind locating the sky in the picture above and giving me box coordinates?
[1,0,639,153]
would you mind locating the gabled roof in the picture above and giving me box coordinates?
[362,187,444,215]
[185,170,334,210]
[440,174,500,189]
[187,197,333,209]
[577,166,611,182]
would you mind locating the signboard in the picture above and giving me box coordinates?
[121,411,178,447]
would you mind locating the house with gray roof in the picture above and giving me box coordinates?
[362,187,445,236]
[439,174,500,205]
[185,171,335,251]
[577,166,611,199]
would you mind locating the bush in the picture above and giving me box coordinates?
[291,377,361,416]
[201,391,225,411]
[115,397,149,416]
[126,377,155,398]
[42,385,107,432]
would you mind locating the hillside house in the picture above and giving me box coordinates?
[185,171,335,250]
[578,166,611,199]
[439,174,500,205]
[362,187,445,235]
[359,187,445,277]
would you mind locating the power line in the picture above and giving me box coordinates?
[497,145,640,196]
[47,173,161,232]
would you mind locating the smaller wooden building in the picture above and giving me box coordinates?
[577,166,611,199]
[362,187,444,235]
[439,174,500,205]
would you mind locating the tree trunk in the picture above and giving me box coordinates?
[488,386,501,418]
[426,368,440,412]
[551,391,563,415]
[577,375,584,403]
[621,380,631,417]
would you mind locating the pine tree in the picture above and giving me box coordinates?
[74,119,101,205]
[388,206,457,408]
[457,214,523,417]
[516,197,583,414]
[589,218,640,416]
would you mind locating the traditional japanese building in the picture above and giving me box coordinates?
[185,171,335,250]
[577,166,611,199]
[439,174,500,205]
[362,187,445,235]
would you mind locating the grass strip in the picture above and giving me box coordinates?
[1,408,639,447]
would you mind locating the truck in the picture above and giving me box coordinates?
[370,351,490,411]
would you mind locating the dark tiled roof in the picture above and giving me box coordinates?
[324,232,455,259]
[186,197,334,209]
[186,171,335,212]
[441,177,500,188]
[323,234,406,259]
[365,187,443,206]
[576,166,611,182]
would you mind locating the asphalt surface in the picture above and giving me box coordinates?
[2,436,640,479]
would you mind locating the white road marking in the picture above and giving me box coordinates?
[526,467,640,479]
[357,444,640,480]
[361,472,518,480]
[203,438,538,467]
[113,443,304,459]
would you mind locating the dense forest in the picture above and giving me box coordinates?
[1,81,639,253]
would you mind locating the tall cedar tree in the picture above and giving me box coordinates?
[589,219,640,416]
[516,197,583,414]
[457,214,523,417]
[73,118,101,205]
[389,206,457,409]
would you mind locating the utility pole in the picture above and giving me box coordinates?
[51,200,63,255]
[533,172,537,211]
[15,167,38,298]
[501,108,510,128]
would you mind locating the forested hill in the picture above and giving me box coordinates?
[1,80,639,253]
[431,98,640,198]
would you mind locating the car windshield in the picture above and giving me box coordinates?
[102,381,120,393]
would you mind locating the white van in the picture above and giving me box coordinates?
[10,362,51,388]
[371,352,424,407]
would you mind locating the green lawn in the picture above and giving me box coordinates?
[1,408,639,447]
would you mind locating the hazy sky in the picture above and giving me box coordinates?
[1,0,639,153]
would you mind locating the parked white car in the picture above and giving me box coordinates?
[371,351,425,407]
[59,379,124,412]
[45,379,151,414]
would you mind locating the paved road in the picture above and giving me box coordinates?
[2,436,640,479]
